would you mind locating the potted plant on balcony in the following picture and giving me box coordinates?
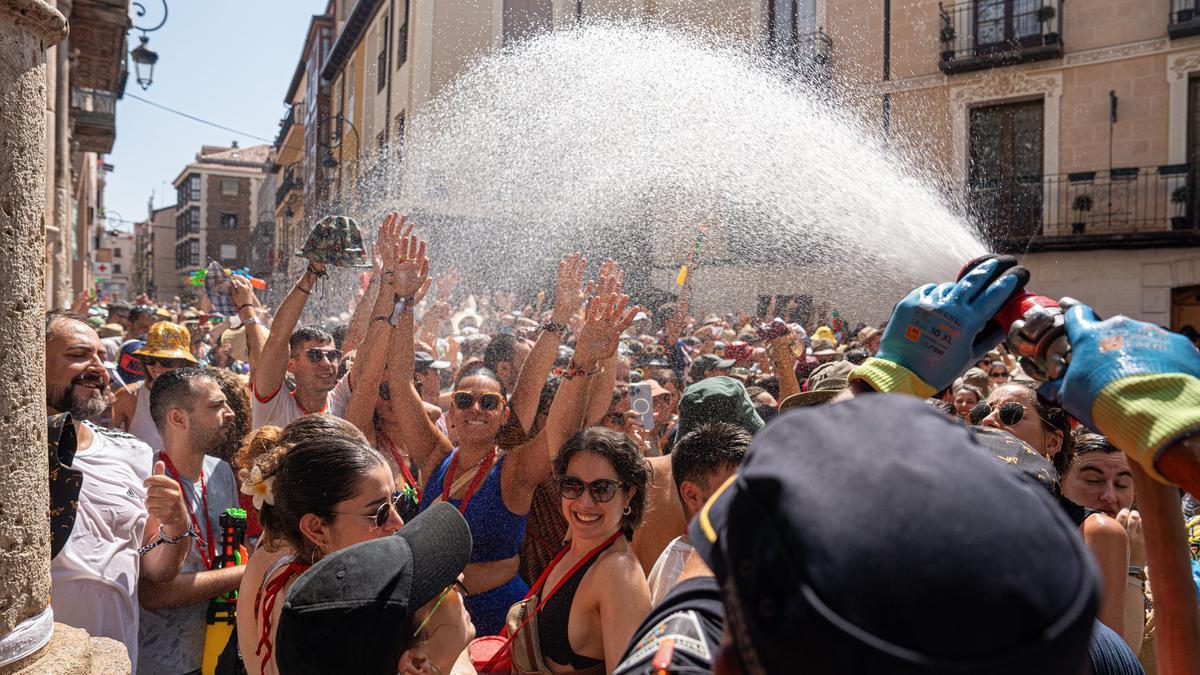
[1071,194,1092,234]
[1037,5,1059,45]
[940,25,956,62]
[1171,185,1191,230]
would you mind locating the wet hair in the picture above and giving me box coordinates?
[149,367,218,434]
[1063,430,1120,474]
[998,381,1074,475]
[289,326,334,354]
[128,305,156,326]
[755,404,777,424]
[45,309,88,342]
[672,422,750,510]
[453,364,509,400]
[843,347,870,365]
[751,374,779,400]
[924,397,958,419]
[206,368,251,464]
[483,334,518,372]
[953,384,983,403]
[554,427,651,539]
[243,418,381,558]
[329,323,349,350]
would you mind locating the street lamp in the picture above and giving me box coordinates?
[128,0,168,90]
[130,36,158,90]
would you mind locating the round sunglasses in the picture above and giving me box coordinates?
[969,401,1037,427]
[558,476,624,503]
[452,391,504,411]
[329,490,403,529]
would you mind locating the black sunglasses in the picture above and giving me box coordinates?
[330,491,403,529]
[304,348,343,364]
[969,401,1028,426]
[989,370,1009,378]
[140,356,189,369]
[452,391,503,411]
[558,476,624,503]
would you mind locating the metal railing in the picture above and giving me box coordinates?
[769,28,833,83]
[938,0,1063,72]
[1170,0,1200,38]
[968,164,1198,248]
[275,106,295,148]
[72,87,117,116]
[275,165,304,207]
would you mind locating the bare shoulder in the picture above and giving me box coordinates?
[115,380,141,401]
[594,538,645,579]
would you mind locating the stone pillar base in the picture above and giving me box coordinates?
[0,624,129,675]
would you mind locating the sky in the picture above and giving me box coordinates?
[104,0,329,228]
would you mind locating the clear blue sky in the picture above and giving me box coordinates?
[105,0,328,228]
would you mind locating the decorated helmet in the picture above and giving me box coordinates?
[296,215,372,268]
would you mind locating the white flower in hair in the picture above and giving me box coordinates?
[240,465,275,510]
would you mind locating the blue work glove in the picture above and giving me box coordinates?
[850,257,1026,398]
[1038,302,1200,483]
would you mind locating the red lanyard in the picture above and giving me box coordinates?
[440,448,497,515]
[159,452,214,568]
[379,432,421,502]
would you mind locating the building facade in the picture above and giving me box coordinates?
[170,144,272,299]
[92,228,133,301]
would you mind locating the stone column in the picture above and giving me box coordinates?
[0,0,64,669]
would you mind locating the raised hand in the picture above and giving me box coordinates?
[229,275,257,309]
[436,267,461,303]
[386,218,432,303]
[665,284,691,344]
[373,211,404,280]
[144,460,188,536]
[552,253,592,324]
[574,290,640,367]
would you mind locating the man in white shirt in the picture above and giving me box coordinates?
[646,422,749,605]
[248,262,353,428]
[45,311,190,667]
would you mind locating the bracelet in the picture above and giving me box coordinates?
[295,283,312,295]
[555,360,598,380]
[241,315,259,327]
[236,303,253,311]
[373,315,391,323]
[137,523,196,556]
[541,322,567,336]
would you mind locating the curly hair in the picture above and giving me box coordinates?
[554,427,651,540]
[206,368,251,464]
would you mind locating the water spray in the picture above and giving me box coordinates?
[957,255,1075,382]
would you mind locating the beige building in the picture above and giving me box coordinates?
[93,227,134,300]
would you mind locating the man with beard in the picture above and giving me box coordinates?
[45,310,190,666]
[250,262,351,428]
[138,368,241,674]
[111,321,199,449]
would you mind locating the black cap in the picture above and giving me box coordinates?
[414,351,450,372]
[690,395,1098,675]
[276,502,472,674]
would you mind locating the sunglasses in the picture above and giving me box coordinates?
[558,476,624,503]
[989,370,1009,378]
[140,356,189,369]
[452,391,504,411]
[329,490,403,529]
[969,401,1033,427]
[412,578,470,639]
[304,348,343,364]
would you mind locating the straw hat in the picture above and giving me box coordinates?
[133,322,198,363]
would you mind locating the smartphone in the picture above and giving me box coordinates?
[630,382,655,430]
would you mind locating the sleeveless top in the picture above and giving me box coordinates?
[254,554,310,665]
[129,385,163,450]
[418,451,526,563]
[536,538,617,669]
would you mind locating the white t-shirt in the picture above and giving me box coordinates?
[250,373,349,430]
[50,422,153,668]
[647,535,693,607]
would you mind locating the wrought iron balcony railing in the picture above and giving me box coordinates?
[969,164,1200,252]
[275,165,304,207]
[1170,0,1200,38]
[71,87,117,153]
[938,0,1063,75]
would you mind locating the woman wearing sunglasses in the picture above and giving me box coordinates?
[382,233,636,637]
[234,419,403,675]
[497,426,651,673]
[971,382,1134,646]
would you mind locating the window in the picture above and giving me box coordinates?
[189,174,201,201]
[974,0,1041,50]
[220,244,238,260]
[397,0,409,68]
[220,213,239,229]
[377,17,390,92]
[768,0,817,50]
[504,0,553,43]
[112,247,122,257]
[189,240,200,266]
[113,263,122,274]
[221,179,239,196]
[968,99,1044,242]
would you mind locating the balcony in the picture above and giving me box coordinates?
[71,87,117,153]
[1170,0,1200,38]
[275,165,304,207]
[970,164,1200,253]
[938,0,1063,75]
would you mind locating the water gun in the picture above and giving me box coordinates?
[676,225,709,286]
[202,508,248,675]
[189,267,267,290]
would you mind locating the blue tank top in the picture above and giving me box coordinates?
[419,451,527,563]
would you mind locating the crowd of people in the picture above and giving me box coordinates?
[38,211,1200,675]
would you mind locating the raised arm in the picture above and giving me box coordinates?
[380,227,449,480]
[229,275,266,370]
[345,213,408,446]
[250,262,325,397]
[766,322,801,402]
[509,253,590,433]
